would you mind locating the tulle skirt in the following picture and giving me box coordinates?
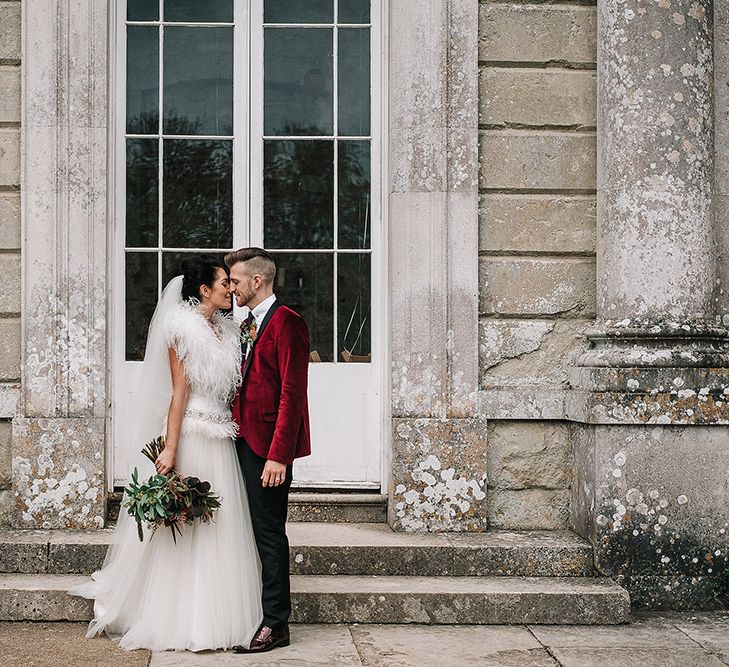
[70,431,263,652]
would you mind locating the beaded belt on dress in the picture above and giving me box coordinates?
[184,409,232,425]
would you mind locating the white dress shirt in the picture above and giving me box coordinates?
[250,292,277,329]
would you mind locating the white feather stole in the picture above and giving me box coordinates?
[164,302,242,440]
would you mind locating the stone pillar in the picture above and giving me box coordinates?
[569,0,729,609]
[388,0,486,531]
[597,0,715,323]
[11,0,108,529]
[716,1,729,320]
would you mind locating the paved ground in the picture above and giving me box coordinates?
[3,614,729,666]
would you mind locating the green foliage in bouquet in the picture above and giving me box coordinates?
[124,436,222,543]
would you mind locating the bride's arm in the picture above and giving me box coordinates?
[156,346,189,475]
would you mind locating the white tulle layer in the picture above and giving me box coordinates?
[70,432,263,652]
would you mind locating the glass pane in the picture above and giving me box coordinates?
[338,253,370,362]
[338,141,370,249]
[264,28,333,136]
[125,252,158,361]
[264,0,333,24]
[127,26,159,134]
[163,26,233,135]
[162,251,230,303]
[163,139,233,247]
[339,0,369,23]
[338,28,370,136]
[126,139,159,247]
[164,0,233,22]
[128,0,159,21]
[272,253,333,362]
[264,140,334,248]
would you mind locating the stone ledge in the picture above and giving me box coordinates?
[479,387,568,420]
[0,524,594,578]
[0,573,631,624]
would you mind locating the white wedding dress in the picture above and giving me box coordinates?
[71,279,263,652]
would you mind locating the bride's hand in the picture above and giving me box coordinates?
[155,447,176,476]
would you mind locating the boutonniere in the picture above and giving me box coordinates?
[240,319,258,346]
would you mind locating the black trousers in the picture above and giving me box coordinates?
[237,438,293,629]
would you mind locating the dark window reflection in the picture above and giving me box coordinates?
[127,26,159,134]
[126,139,159,247]
[163,139,233,248]
[164,0,233,22]
[264,28,333,136]
[125,252,158,361]
[128,0,159,21]
[338,28,370,136]
[271,252,333,362]
[264,140,334,249]
[339,0,370,24]
[338,253,370,362]
[338,140,370,249]
[264,0,333,24]
[164,26,233,136]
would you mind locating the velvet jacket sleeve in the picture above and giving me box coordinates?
[268,314,310,465]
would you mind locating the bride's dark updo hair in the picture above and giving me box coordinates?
[180,255,227,302]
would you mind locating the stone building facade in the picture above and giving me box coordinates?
[1,0,728,610]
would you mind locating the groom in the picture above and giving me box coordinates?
[225,247,311,654]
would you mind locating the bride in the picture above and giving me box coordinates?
[71,255,263,651]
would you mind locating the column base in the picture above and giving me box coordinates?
[11,417,106,530]
[389,418,487,532]
[571,423,729,610]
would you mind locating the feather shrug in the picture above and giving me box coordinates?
[164,302,242,440]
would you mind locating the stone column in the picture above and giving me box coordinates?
[388,0,486,531]
[569,0,729,609]
[11,0,109,529]
[597,0,715,324]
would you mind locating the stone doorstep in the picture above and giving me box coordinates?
[0,524,594,578]
[0,574,631,625]
[107,492,388,523]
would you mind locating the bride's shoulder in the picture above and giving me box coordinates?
[164,302,206,345]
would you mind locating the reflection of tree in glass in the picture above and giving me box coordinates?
[264,135,333,249]
[338,141,370,250]
[126,112,233,250]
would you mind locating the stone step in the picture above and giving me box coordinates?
[0,574,631,624]
[0,524,594,577]
[108,491,388,523]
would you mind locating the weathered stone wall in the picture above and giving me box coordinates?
[487,421,571,529]
[478,0,597,527]
[0,0,21,527]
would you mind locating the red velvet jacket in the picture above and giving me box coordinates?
[232,303,311,465]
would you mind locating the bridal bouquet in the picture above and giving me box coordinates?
[124,436,222,543]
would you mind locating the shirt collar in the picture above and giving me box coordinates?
[251,293,276,326]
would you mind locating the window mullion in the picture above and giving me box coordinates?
[157,1,164,296]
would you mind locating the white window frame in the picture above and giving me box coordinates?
[109,0,388,491]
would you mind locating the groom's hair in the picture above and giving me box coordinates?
[225,247,277,285]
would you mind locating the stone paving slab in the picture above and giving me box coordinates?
[0,622,150,667]
[3,616,729,666]
[149,625,361,666]
[349,625,556,667]
[549,647,725,667]
[528,618,697,648]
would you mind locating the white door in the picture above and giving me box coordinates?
[113,0,383,489]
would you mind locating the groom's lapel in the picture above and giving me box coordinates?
[242,299,281,382]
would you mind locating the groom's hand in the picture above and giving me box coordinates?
[261,460,287,488]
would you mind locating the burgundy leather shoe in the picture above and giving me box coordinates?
[232,625,290,654]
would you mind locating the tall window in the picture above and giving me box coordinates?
[255,0,372,363]
[123,0,373,365]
